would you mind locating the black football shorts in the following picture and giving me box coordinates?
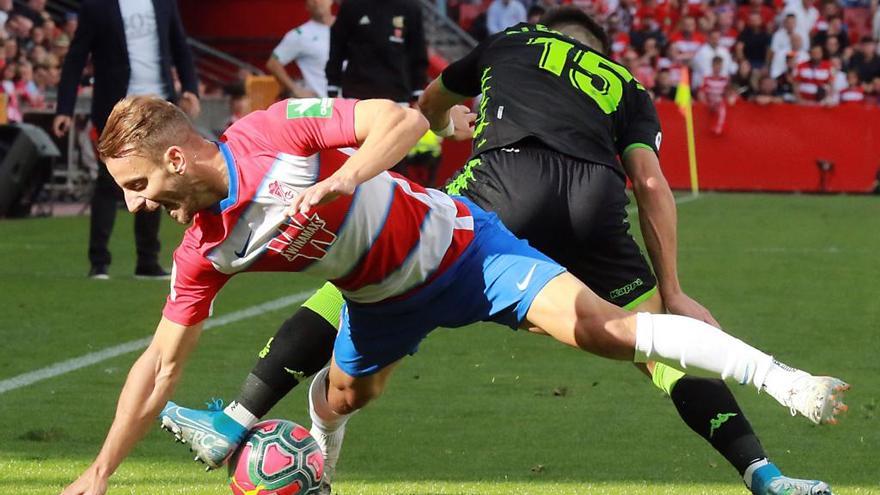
[448,140,657,309]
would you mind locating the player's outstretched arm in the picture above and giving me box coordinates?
[419,79,476,141]
[622,147,719,327]
[61,318,203,495]
[290,100,428,215]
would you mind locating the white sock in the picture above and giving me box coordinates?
[634,313,779,390]
[308,367,352,433]
[223,401,259,429]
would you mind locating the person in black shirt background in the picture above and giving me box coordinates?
[325,0,427,103]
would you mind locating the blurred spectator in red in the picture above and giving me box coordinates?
[849,36,880,86]
[840,70,865,105]
[699,56,731,135]
[635,0,672,34]
[608,19,631,60]
[783,0,818,50]
[769,15,801,77]
[669,16,705,64]
[487,0,526,34]
[736,12,771,70]
[14,59,44,108]
[653,67,678,100]
[693,28,734,86]
[1,60,22,120]
[622,47,656,87]
[795,44,834,104]
[752,75,783,105]
[730,59,755,99]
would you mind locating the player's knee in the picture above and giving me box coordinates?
[328,380,383,415]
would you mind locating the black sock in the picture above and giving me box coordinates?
[234,307,337,418]
[669,377,767,475]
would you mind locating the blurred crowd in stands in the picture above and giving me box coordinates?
[3,0,880,125]
[0,0,75,121]
[450,0,880,106]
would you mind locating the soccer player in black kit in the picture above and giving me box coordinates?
[161,7,834,495]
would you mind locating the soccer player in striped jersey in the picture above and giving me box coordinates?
[159,9,844,495]
[60,92,846,495]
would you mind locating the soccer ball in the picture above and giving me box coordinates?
[228,419,324,495]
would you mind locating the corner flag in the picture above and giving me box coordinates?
[675,67,699,195]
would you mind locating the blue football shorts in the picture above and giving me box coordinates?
[333,196,567,377]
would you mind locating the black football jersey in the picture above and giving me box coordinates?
[441,23,661,175]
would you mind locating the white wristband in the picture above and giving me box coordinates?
[435,118,455,137]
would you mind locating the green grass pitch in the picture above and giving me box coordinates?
[0,193,878,495]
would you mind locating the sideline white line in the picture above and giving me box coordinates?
[0,290,315,395]
[626,192,703,214]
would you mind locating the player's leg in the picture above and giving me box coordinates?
[629,294,832,495]
[306,358,401,492]
[158,283,344,469]
[524,272,849,424]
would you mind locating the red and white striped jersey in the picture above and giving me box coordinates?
[701,75,729,104]
[163,98,475,326]
[795,60,832,101]
[839,86,865,104]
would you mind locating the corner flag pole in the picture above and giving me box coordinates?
[675,67,699,195]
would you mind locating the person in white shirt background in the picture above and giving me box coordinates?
[266,0,334,98]
[487,0,527,34]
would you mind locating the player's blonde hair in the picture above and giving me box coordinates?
[98,95,195,164]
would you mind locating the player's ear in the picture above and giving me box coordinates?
[164,146,187,175]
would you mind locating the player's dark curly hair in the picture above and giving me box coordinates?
[539,6,610,55]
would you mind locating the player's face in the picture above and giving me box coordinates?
[105,153,199,225]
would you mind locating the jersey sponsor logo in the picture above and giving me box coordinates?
[655,132,662,151]
[268,180,298,202]
[286,98,333,119]
[609,277,643,299]
[516,263,538,291]
[267,212,337,263]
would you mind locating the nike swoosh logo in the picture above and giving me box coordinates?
[234,230,253,258]
[516,264,538,291]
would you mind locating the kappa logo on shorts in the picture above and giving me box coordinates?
[267,212,337,263]
[609,278,644,299]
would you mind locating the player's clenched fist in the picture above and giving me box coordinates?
[61,466,108,495]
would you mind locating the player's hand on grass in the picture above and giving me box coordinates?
[663,291,721,328]
[287,175,358,216]
[449,104,476,141]
[61,466,108,495]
